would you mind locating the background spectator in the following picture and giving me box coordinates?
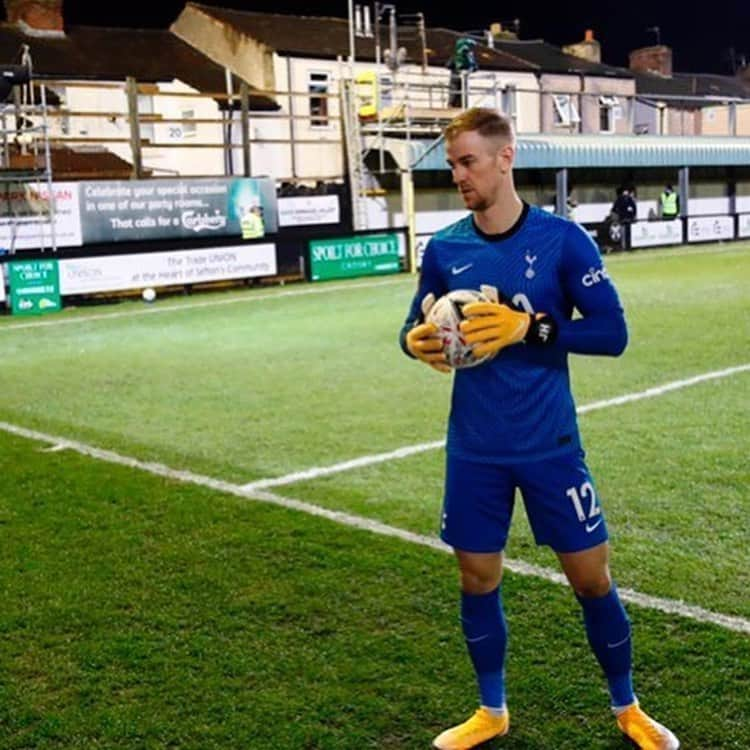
[611,186,636,224]
[659,184,679,219]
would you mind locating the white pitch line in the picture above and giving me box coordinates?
[0,275,410,332]
[242,440,446,491]
[577,363,750,414]
[2,242,743,334]
[1,418,748,635]
[241,362,750,491]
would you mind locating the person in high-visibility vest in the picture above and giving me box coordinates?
[659,184,679,220]
[241,204,265,239]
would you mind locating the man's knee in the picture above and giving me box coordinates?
[572,572,612,599]
[558,542,612,598]
[459,568,501,593]
[455,551,503,594]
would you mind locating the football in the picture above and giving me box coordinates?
[142,287,156,303]
[426,288,493,369]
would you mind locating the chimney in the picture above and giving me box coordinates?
[489,21,518,41]
[629,45,673,77]
[563,29,601,63]
[363,5,372,38]
[5,0,64,36]
[736,63,750,95]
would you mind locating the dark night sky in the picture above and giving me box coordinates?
[21,1,750,75]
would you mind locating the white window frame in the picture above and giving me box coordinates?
[60,108,71,136]
[502,84,517,126]
[599,95,619,133]
[379,74,393,108]
[552,94,580,127]
[137,94,155,142]
[308,71,331,128]
[181,108,197,138]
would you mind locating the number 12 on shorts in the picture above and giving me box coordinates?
[566,481,601,524]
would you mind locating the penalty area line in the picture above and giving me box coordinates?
[1,418,749,635]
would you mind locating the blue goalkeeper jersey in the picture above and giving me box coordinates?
[401,203,628,463]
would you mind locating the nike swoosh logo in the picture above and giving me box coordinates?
[465,633,490,644]
[606,632,631,649]
[451,263,473,275]
[585,519,603,533]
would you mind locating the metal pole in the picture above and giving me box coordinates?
[555,168,568,217]
[224,68,233,175]
[389,7,397,73]
[126,77,143,179]
[418,13,427,74]
[348,0,356,76]
[240,82,251,177]
[401,169,416,272]
[375,4,385,174]
[285,57,297,179]
[678,165,689,245]
[40,82,56,252]
[727,166,736,216]
[678,166,689,218]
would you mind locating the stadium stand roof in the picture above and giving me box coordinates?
[374,134,750,170]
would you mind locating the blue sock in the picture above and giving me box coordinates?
[577,584,635,708]
[461,587,507,710]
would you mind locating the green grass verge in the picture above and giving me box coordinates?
[1,430,749,749]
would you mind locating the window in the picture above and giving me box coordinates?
[181,109,197,138]
[308,72,331,127]
[552,94,580,127]
[137,94,154,141]
[502,84,517,124]
[379,75,393,108]
[599,95,619,133]
[60,109,71,136]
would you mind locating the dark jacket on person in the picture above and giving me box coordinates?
[612,192,636,223]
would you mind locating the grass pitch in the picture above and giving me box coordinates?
[0,242,748,748]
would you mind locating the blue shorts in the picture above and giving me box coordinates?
[441,451,609,554]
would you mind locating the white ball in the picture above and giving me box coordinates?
[426,288,493,369]
[142,287,156,303]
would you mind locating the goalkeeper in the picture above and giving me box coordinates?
[399,108,679,750]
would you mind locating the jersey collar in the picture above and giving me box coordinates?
[472,201,530,243]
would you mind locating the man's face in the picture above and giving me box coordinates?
[446,130,511,211]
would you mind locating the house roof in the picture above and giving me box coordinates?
[47,144,150,179]
[3,143,146,179]
[185,4,536,72]
[490,38,632,78]
[0,23,278,110]
[674,72,748,99]
[626,69,748,108]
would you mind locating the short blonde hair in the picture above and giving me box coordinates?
[444,107,514,146]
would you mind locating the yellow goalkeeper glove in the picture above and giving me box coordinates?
[460,300,558,358]
[405,293,451,374]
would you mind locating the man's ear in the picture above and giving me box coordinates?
[499,142,515,173]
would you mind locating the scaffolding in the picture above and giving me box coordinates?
[0,45,56,255]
